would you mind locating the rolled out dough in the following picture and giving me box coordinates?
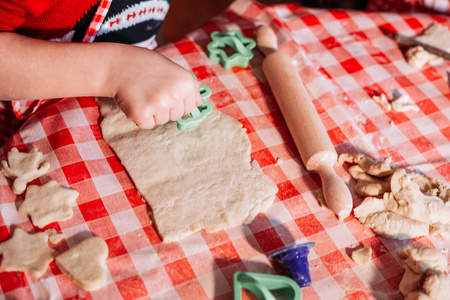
[98,98,278,242]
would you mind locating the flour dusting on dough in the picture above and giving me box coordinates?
[98,98,278,242]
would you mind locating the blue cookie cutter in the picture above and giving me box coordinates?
[176,84,213,131]
[207,30,256,69]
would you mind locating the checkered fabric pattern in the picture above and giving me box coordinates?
[82,0,113,43]
[367,0,450,14]
[0,0,449,299]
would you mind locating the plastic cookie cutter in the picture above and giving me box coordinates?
[207,30,256,69]
[233,271,302,300]
[176,83,213,131]
[268,242,316,288]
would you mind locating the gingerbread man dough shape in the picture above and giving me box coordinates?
[1,147,50,194]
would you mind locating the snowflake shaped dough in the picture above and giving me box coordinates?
[0,228,57,278]
[1,147,50,194]
[19,180,79,228]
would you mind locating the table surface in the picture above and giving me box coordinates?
[1,0,449,299]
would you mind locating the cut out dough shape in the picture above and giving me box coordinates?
[1,147,50,194]
[98,98,278,242]
[0,228,57,278]
[55,237,108,291]
[398,246,449,299]
[19,180,79,228]
[351,247,372,265]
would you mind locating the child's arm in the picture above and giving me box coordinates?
[0,32,201,129]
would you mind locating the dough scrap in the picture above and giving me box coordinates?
[372,93,392,111]
[98,98,278,242]
[351,247,372,265]
[55,237,108,291]
[19,180,79,228]
[338,153,393,177]
[354,197,429,239]
[0,228,57,278]
[398,246,449,299]
[391,94,419,113]
[1,147,50,194]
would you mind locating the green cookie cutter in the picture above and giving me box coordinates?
[176,84,213,131]
[233,271,302,300]
[207,30,256,69]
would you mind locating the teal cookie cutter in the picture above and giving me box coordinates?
[176,84,213,131]
[207,30,256,69]
[233,271,302,300]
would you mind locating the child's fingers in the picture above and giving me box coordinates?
[134,115,155,129]
[169,104,184,121]
[195,90,203,106]
[154,110,170,125]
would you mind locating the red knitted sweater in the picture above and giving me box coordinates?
[0,0,100,40]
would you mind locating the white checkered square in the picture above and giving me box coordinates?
[313,50,339,67]
[61,109,89,128]
[130,246,163,273]
[365,65,392,82]
[327,223,358,249]
[411,116,440,136]
[334,75,360,92]
[236,100,263,117]
[323,21,347,37]
[265,201,293,226]
[92,174,123,198]
[380,126,409,145]
[77,141,105,161]
[312,277,345,299]
[110,209,142,235]
[351,14,376,30]
[257,127,284,147]
[198,270,231,299]
[417,82,443,98]
[178,232,210,256]
[0,203,28,225]
[292,28,319,44]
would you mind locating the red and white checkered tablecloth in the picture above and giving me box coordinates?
[1,0,449,299]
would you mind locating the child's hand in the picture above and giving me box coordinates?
[110,46,202,129]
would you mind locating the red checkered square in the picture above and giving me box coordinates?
[116,275,148,299]
[164,258,196,286]
[295,214,325,237]
[252,227,285,253]
[210,241,241,268]
[61,161,91,185]
[78,199,109,222]
[0,272,28,293]
[105,236,128,258]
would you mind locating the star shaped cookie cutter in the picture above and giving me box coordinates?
[207,30,256,69]
[176,83,213,131]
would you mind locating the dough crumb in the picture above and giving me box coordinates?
[351,247,372,265]
[55,237,108,291]
[1,147,50,194]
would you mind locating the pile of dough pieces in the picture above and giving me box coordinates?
[338,153,450,240]
[399,246,449,300]
[1,147,108,290]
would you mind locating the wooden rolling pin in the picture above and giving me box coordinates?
[255,25,352,220]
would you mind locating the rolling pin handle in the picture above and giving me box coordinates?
[317,160,353,220]
[255,25,278,56]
